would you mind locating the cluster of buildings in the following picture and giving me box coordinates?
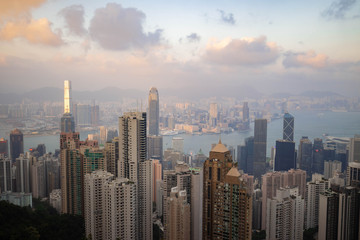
[0,80,359,240]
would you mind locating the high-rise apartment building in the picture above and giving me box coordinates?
[349,135,360,163]
[261,169,306,230]
[60,132,83,215]
[319,190,340,240]
[15,154,30,193]
[324,160,342,179]
[253,119,267,178]
[152,159,162,203]
[305,174,328,229]
[274,140,296,171]
[148,87,159,136]
[203,141,252,240]
[104,137,119,177]
[0,154,11,192]
[10,128,23,163]
[347,162,360,186]
[283,112,294,141]
[118,112,152,240]
[266,187,304,240]
[165,187,191,240]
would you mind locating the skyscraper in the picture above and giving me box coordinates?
[147,135,163,161]
[148,87,159,136]
[274,140,296,171]
[253,119,267,178]
[61,80,75,133]
[10,128,23,163]
[319,190,340,240]
[0,154,12,192]
[203,141,252,240]
[165,187,191,240]
[118,112,152,240]
[313,138,324,174]
[0,138,8,157]
[237,136,254,174]
[298,137,313,177]
[283,112,294,141]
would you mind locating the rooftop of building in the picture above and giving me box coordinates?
[211,139,229,153]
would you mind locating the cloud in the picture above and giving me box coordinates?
[217,9,236,25]
[322,0,358,19]
[0,0,46,19]
[283,51,329,69]
[89,3,163,50]
[187,33,201,42]
[0,18,63,46]
[204,36,280,66]
[59,5,87,36]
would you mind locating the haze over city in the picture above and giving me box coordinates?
[0,0,360,96]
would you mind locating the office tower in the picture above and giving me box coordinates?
[0,138,8,157]
[165,187,191,240]
[253,119,267,178]
[64,80,72,114]
[313,138,324,174]
[148,87,160,136]
[283,112,294,141]
[106,129,118,142]
[298,137,313,177]
[266,187,304,240]
[104,137,119,177]
[152,159,162,203]
[209,103,218,127]
[349,135,360,163]
[148,135,163,161]
[319,190,339,240]
[203,141,252,240]
[237,136,254,174]
[84,170,114,240]
[172,137,184,153]
[118,112,152,240]
[347,162,360,186]
[242,102,249,122]
[324,160,342,179]
[0,154,11,192]
[305,174,328,229]
[261,169,306,230]
[274,140,296,171]
[15,154,30,193]
[91,104,100,126]
[61,80,75,133]
[99,126,107,145]
[76,104,92,126]
[60,132,83,215]
[10,128,23,163]
[163,148,183,170]
[36,144,46,157]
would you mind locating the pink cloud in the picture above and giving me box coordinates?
[283,50,329,69]
[204,36,280,66]
[0,18,63,46]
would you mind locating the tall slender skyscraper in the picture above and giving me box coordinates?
[274,140,296,171]
[148,87,159,136]
[10,129,23,163]
[283,112,294,141]
[253,119,267,178]
[61,80,75,133]
[118,112,152,240]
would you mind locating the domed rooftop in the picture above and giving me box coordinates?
[211,139,229,153]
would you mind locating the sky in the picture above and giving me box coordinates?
[0,0,359,96]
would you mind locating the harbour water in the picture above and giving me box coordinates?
[4,110,360,157]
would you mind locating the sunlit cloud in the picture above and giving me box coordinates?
[0,0,46,19]
[283,51,329,69]
[204,36,280,66]
[0,18,63,46]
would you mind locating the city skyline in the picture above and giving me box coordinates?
[0,0,360,96]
